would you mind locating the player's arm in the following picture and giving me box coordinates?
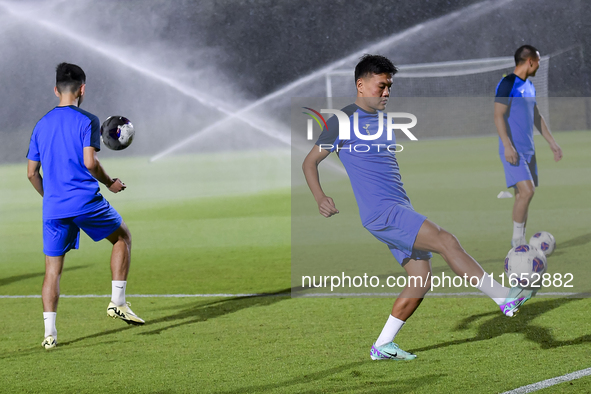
[27,160,44,197]
[494,102,518,165]
[83,147,126,193]
[302,146,339,218]
[534,105,562,162]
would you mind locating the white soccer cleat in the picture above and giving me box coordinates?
[41,335,57,350]
[107,302,145,325]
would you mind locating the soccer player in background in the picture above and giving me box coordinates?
[27,63,144,350]
[494,45,562,247]
[302,55,535,361]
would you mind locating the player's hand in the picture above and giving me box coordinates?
[108,178,126,193]
[551,144,563,162]
[317,196,339,218]
[504,145,518,165]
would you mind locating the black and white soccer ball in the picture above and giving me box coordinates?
[101,116,135,150]
[529,231,556,257]
[504,244,547,288]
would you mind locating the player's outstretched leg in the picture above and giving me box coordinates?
[413,219,534,317]
[41,255,64,349]
[371,259,430,360]
[105,222,144,325]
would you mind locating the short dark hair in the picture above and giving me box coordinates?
[355,54,398,83]
[55,62,86,94]
[514,45,539,66]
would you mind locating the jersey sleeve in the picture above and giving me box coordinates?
[495,76,514,105]
[26,126,40,161]
[83,115,101,151]
[314,115,341,153]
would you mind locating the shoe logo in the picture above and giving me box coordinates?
[384,351,398,358]
[109,307,126,318]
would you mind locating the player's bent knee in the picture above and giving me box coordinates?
[404,283,430,299]
[516,182,535,200]
[406,273,431,296]
[407,275,430,287]
[435,229,462,255]
[525,188,535,200]
[122,225,132,246]
[121,228,132,248]
[107,223,132,247]
[518,188,534,201]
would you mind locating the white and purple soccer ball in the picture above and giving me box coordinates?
[101,116,135,151]
[529,231,556,257]
[504,244,547,288]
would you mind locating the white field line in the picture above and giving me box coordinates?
[0,293,285,299]
[501,367,591,394]
[0,292,578,299]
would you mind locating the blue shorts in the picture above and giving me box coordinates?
[43,202,122,257]
[501,153,538,189]
[365,204,433,265]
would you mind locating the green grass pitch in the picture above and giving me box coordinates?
[1,132,590,393]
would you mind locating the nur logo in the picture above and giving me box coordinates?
[302,107,418,141]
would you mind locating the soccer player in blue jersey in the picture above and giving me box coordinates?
[302,55,535,361]
[27,63,145,350]
[494,45,562,247]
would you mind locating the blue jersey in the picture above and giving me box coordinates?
[27,105,107,219]
[315,104,412,227]
[495,73,537,156]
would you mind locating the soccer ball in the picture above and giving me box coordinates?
[529,231,556,256]
[504,244,547,288]
[101,116,135,150]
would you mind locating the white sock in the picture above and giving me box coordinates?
[477,273,510,305]
[513,221,525,240]
[375,315,405,347]
[111,281,127,306]
[43,312,57,339]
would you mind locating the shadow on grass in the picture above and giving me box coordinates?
[0,265,89,288]
[552,232,591,257]
[59,325,136,347]
[1,287,293,357]
[140,288,291,335]
[0,325,137,360]
[411,296,589,353]
[558,232,591,249]
[213,362,444,394]
[295,374,446,394]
